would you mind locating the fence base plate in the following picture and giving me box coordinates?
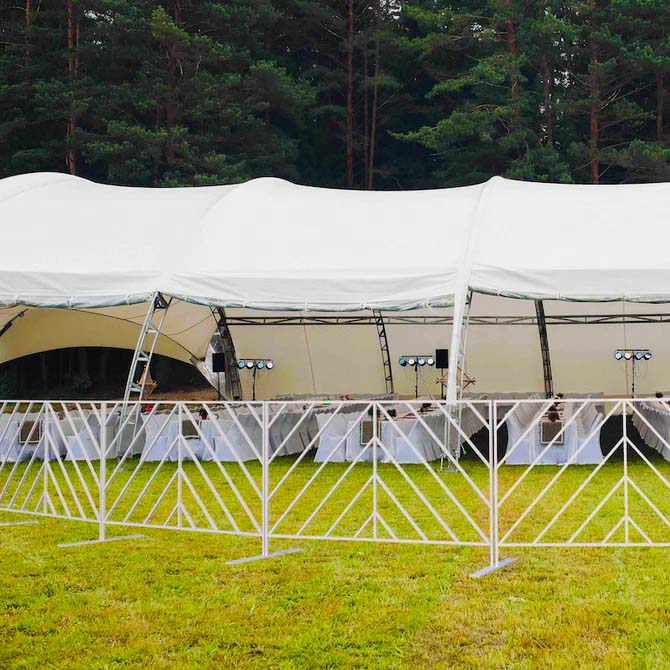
[226,547,303,565]
[0,520,39,527]
[470,557,517,578]
[58,534,144,548]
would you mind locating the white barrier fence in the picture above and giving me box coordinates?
[0,399,669,569]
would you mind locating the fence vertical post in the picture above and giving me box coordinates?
[623,399,629,544]
[99,402,107,542]
[261,401,270,557]
[177,403,183,528]
[490,400,498,568]
[43,403,49,514]
[372,402,378,539]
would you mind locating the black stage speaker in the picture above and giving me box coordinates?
[212,352,226,373]
[435,348,449,369]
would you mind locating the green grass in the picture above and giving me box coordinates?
[2,458,670,669]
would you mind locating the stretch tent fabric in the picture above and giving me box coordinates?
[2,172,670,311]
[3,172,670,398]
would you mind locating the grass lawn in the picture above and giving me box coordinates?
[2,458,670,669]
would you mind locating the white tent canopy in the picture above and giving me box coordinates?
[3,172,670,309]
[2,172,670,399]
[0,172,480,310]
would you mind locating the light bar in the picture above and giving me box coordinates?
[399,355,435,368]
[614,349,652,362]
[237,359,275,371]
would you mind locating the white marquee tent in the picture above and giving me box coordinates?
[2,172,670,400]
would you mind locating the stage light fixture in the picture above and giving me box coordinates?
[256,360,265,370]
[614,351,623,360]
[427,357,434,366]
[246,360,254,369]
[644,352,652,360]
[624,351,633,360]
[418,357,426,366]
[266,360,274,369]
[635,351,644,361]
[399,357,407,367]
[408,357,416,366]
[237,360,246,369]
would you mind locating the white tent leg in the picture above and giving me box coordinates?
[442,290,473,470]
[446,289,470,403]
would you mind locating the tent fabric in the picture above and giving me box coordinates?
[470,177,670,303]
[0,172,479,311]
[2,172,670,310]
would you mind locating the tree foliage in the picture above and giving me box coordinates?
[1,0,669,188]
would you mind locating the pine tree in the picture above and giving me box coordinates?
[79,0,313,186]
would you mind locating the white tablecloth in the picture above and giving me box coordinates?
[632,401,670,461]
[137,410,311,462]
[0,414,72,463]
[504,399,604,465]
[314,411,449,464]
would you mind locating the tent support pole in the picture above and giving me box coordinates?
[211,307,243,400]
[534,300,554,398]
[372,310,394,396]
[446,289,473,403]
[443,291,472,471]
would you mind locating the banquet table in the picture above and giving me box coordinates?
[135,410,314,462]
[631,401,670,461]
[0,414,71,463]
[501,396,605,465]
[314,410,451,464]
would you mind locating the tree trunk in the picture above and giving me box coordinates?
[25,0,32,58]
[345,0,354,187]
[164,1,182,167]
[164,41,177,164]
[657,72,665,142]
[541,52,553,146]
[66,0,77,175]
[367,0,380,190]
[505,4,519,118]
[589,42,599,184]
[363,45,369,187]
